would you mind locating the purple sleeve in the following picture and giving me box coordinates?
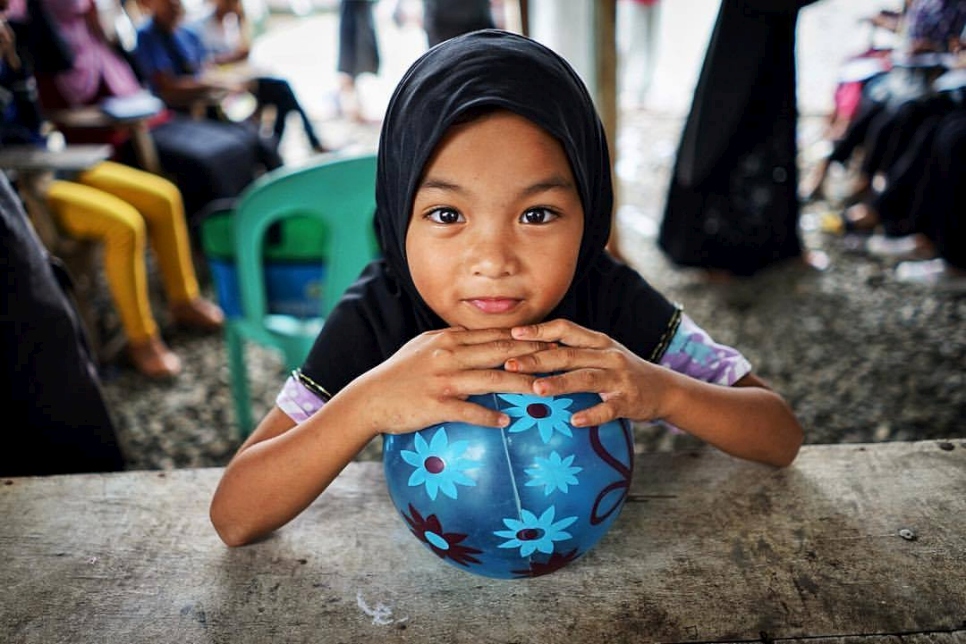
[276,374,326,423]
[658,314,752,385]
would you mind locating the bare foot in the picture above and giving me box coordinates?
[843,202,880,232]
[801,249,830,272]
[800,158,830,202]
[171,298,225,333]
[128,336,182,379]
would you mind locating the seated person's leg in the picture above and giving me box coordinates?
[142,117,264,220]
[75,161,224,331]
[255,76,324,151]
[801,100,886,201]
[222,120,284,172]
[254,76,295,142]
[860,102,906,182]
[46,178,182,378]
[878,113,944,237]
[928,113,966,273]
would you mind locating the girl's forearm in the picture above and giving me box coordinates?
[210,388,377,546]
[659,370,803,467]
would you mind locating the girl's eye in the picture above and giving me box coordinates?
[520,208,559,225]
[426,208,464,224]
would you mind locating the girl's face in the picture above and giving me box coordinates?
[406,110,584,330]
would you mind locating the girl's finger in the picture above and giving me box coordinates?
[419,330,555,370]
[511,319,610,349]
[503,344,596,374]
[454,338,558,368]
[442,326,518,345]
[450,399,511,428]
[506,343,628,375]
[569,401,620,428]
[530,367,612,398]
[438,369,539,398]
[381,399,509,434]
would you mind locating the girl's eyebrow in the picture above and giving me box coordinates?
[418,174,575,197]
[418,177,463,192]
[519,174,575,197]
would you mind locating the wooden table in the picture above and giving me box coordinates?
[2,440,964,643]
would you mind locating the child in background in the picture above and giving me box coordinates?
[210,30,803,547]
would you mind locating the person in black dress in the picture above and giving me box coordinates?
[337,0,380,122]
[658,0,818,278]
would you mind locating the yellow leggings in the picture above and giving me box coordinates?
[46,161,200,344]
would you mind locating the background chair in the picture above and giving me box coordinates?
[201,152,378,437]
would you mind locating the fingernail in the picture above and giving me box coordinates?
[511,326,530,338]
[505,359,518,371]
[571,414,585,427]
[497,414,510,427]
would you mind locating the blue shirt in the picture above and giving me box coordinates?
[134,19,209,93]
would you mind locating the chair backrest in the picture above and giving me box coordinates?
[233,153,378,334]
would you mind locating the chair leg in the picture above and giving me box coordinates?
[226,325,254,439]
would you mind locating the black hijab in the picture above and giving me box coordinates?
[299,29,680,399]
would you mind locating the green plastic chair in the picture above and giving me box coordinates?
[223,153,378,437]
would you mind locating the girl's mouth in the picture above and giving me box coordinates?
[466,298,521,314]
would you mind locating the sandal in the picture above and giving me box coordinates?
[866,233,936,262]
[171,298,225,333]
[128,336,182,379]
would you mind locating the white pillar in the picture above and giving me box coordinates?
[526,0,597,94]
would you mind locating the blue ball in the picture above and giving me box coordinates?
[383,391,634,579]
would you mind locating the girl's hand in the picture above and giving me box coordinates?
[506,319,670,428]
[507,319,804,468]
[349,327,555,436]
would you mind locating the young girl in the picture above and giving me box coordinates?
[210,29,803,547]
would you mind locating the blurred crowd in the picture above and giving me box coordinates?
[801,0,966,287]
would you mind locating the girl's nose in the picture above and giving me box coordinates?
[467,231,518,278]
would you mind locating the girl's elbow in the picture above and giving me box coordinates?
[210,506,262,547]
[213,525,250,548]
[772,423,804,468]
[771,442,801,468]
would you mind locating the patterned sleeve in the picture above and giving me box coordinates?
[276,371,327,423]
[658,314,752,385]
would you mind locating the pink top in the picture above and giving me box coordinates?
[41,0,142,105]
[5,0,27,19]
